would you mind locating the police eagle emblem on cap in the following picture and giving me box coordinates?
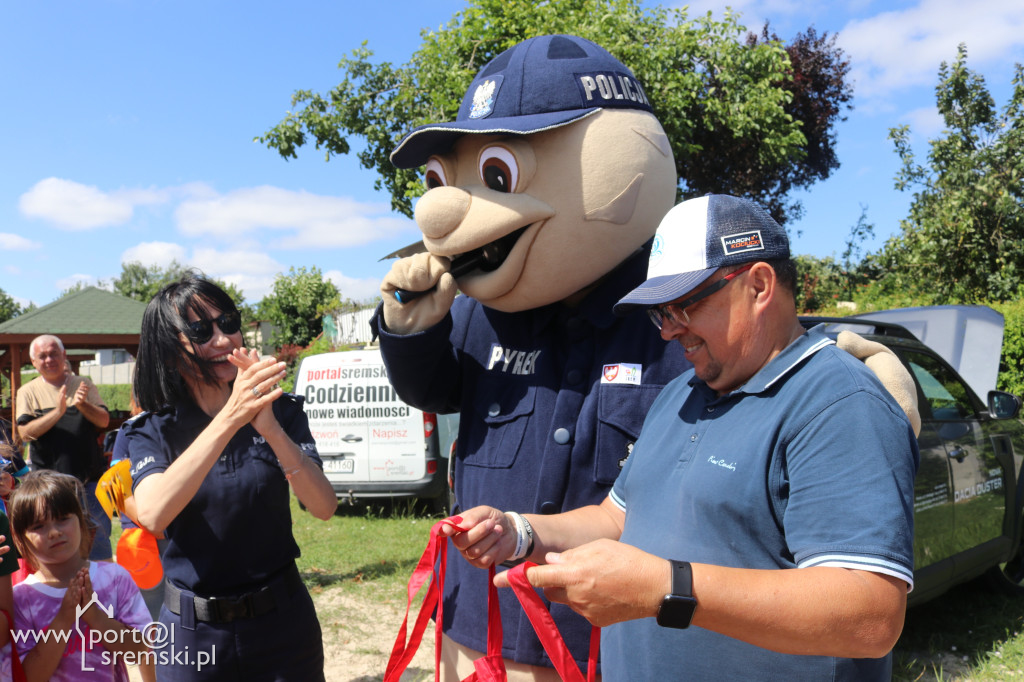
[469,78,500,119]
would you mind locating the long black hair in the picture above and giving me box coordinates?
[133,272,241,411]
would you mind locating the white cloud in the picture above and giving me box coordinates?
[0,233,40,250]
[189,247,287,302]
[901,105,945,138]
[174,186,417,248]
[120,242,189,267]
[839,0,1024,101]
[55,273,100,291]
[19,178,136,229]
[17,178,204,230]
[323,269,383,304]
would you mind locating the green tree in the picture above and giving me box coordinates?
[258,0,851,225]
[112,260,193,302]
[880,44,1024,303]
[111,260,248,309]
[258,266,340,348]
[58,281,89,298]
[0,288,22,324]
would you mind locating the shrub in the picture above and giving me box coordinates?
[97,384,133,413]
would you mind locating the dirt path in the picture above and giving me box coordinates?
[317,586,436,681]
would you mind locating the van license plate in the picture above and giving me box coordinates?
[324,458,354,474]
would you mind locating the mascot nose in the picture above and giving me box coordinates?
[415,186,471,239]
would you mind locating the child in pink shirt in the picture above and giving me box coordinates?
[2,471,151,681]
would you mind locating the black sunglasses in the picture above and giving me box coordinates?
[185,311,242,344]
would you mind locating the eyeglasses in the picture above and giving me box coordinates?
[647,263,754,330]
[185,311,242,344]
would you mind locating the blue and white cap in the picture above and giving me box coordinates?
[390,34,655,169]
[614,195,790,315]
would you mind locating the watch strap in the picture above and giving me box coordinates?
[657,560,697,629]
[669,559,693,598]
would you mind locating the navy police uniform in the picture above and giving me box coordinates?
[125,394,325,681]
[374,246,690,670]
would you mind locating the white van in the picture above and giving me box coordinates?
[293,348,457,508]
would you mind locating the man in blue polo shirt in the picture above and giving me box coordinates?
[447,194,919,680]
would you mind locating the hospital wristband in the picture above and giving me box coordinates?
[504,511,535,563]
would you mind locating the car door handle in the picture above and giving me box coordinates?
[948,446,966,461]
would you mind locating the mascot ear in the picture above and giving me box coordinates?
[836,331,922,437]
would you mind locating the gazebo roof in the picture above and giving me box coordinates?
[0,287,146,438]
[0,287,146,338]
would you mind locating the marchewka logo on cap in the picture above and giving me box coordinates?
[721,231,764,256]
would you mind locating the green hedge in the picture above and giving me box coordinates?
[97,384,133,413]
[989,300,1024,397]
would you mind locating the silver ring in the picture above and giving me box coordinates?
[251,386,262,398]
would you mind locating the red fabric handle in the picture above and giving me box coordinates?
[384,518,456,682]
[384,521,598,682]
[505,562,598,682]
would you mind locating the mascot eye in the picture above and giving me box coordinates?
[424,158,449,189]
[478,146,519,193]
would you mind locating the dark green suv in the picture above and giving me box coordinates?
[802,309,1024,607]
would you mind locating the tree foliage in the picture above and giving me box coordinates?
[110,260,248,309]
[258,0,852,225]
[112,260,194,303]
[877,45,1024,303]
[0,288,22,324]
[743,25,853,223]
[257,266,340,349]
[58,281,89,299]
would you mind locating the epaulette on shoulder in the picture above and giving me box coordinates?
[123,406,173,430]
[279,392,306,408]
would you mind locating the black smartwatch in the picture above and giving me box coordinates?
[656,560,697,629]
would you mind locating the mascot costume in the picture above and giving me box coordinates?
[372,34,919,679]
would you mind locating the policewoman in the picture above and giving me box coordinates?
[124,273,337,681]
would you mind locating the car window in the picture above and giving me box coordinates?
[905,351,975,420]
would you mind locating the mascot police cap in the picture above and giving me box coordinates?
[390,34,655,169]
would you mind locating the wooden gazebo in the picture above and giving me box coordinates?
[0,287,146,434]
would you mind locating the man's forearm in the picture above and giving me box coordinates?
[524,496,626,561]
[77,400,110,428]
[687,564,907,659]
[16,410,62,441]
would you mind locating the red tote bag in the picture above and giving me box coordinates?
[384,518,598,682]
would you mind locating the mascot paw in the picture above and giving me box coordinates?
[381,252,458,335]
[837,330,922,437]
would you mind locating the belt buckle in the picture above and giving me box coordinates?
[209,595,253,622]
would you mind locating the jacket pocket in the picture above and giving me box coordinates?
[463,384,537,469]
[594,383,664,485]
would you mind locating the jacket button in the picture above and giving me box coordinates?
[540,501,558,514]
[488,403,500,417]
[554,428,571,444]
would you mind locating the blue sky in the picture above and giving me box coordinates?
[3,0,1023,309]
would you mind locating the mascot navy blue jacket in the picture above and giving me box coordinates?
[373,34,681,672]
